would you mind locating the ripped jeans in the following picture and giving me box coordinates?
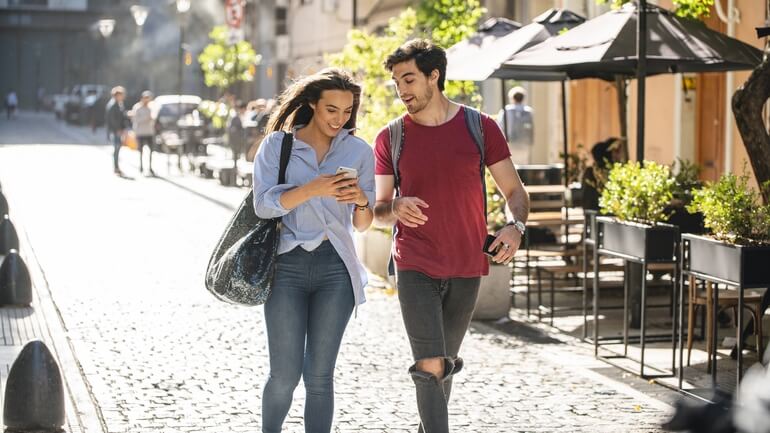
[396,270,481,433]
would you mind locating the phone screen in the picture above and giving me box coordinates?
[482,234,498,256]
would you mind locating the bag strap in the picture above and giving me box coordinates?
[461,105,488,219]
[278,132,293,184]
[387,116,406,195]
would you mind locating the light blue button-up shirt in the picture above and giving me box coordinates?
[252,129,375,306]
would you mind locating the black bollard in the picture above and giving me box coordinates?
[3,340,65,432]
[0,191,7,216]
[0,250,32,306]
[0,215,20,254]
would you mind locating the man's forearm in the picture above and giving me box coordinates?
[507,189,530,224]
[373,200,397,227]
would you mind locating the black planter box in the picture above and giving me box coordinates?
[597,217,679,261]
[683,233,770,287]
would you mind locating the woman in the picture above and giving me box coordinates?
[252,68,374,433]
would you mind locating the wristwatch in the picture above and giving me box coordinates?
[505,219,526,236]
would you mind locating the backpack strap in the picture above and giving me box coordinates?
[462,105,488,219]
[278,132,293,184]
[387,116,406,195]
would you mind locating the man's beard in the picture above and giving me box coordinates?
[405,87,433,114]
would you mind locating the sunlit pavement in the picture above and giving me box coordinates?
[0,111,674,432]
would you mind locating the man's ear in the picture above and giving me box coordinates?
[430,69,440,86]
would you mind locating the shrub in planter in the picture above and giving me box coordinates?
[684,171,770,285]
[597,161,679,260]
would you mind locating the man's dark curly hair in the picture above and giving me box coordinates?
[385,39,447,91]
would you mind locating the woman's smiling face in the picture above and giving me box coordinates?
[310,89,354,139]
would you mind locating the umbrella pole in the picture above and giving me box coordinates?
[561,80,568,190]
[500,79,509,142]
[615,77,629,161]
[636,0,648,162]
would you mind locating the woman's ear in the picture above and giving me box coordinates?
[309,102,316,111]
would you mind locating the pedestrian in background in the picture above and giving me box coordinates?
[374,39,530,433]
[497,86,534,165]
[131,90,157,176]
[228,100,247,166]
[105,86,128,176]
[5,90,18,120]
[252,68,374,433]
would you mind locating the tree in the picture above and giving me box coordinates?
[198,26,261,95]
[597,0,714,18]
[326,1,486,143]
[732,51,770,204]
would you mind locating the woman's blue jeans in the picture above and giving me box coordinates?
[262,241,355,433]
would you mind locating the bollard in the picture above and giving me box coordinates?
[0,215,20,254]
[3,340,65,432]
[0,191,7,216]
[0,250,32,306]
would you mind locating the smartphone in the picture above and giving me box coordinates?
[336,166,358,179]
[483,234,499,256]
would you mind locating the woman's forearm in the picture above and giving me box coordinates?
[352,207,374,232]
[278,184,315,210]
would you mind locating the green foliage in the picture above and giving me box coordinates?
[595,0,712,19]
[198,26,261,93]
[327,0,485,144]
[687,170,770,243]
[600,161,676,224]
[198,99,230,130]
[671,158,702,205]
[672,0,714,19]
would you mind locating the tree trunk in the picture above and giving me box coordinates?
[732,56,770,204]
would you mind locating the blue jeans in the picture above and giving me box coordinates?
[109,131,122,171]
[262,241,355,433]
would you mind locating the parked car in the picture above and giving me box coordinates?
[149,95,213,170]
[64,84,108,126]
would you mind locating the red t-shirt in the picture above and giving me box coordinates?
[374,107,511,278]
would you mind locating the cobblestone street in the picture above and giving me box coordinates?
[1,112,674,432]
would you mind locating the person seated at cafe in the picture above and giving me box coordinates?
[581,137,625,210]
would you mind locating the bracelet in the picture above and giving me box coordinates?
[355,201,370,211]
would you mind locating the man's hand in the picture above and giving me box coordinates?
[487,225,522,264]
[392,197,429,228]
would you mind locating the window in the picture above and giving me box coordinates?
[275,7,287,35]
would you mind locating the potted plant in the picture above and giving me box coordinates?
[597,161,680,261]
[473,170,513,320]
[683,170,770,286]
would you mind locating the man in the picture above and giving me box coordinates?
[496,86,534,165]
[5,90,17,120]
[131,91,157,176]
[105,86,128,176]
[373,39,530,433]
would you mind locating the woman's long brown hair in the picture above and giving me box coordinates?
[266,68,362,134]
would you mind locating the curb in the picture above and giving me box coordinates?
[15,218,107,433]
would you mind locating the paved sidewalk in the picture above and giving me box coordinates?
[0,112,677,433]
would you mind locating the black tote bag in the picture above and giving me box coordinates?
[205,132,293,305]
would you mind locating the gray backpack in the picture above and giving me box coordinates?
[386,105,488,275]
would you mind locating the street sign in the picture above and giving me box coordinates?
[225,0,245,29]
